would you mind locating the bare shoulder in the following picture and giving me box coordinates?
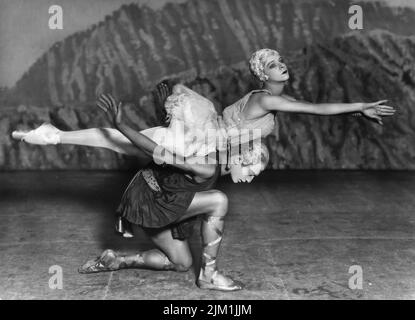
[249,91,268,104]
[255,94,286,111]
[246,91,276,113]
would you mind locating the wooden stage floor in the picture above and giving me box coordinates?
[0,170,414,299]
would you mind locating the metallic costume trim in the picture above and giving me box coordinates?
[141,169,162,192]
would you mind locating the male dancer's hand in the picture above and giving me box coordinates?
[153,80,174,124]
[96,94,123,128]
[154,81,172,107]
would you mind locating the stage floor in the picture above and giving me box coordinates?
[0,170,414,300]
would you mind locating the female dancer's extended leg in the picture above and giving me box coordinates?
[59,128,146,157]
[12,82,173,157]
[13,126,142,157]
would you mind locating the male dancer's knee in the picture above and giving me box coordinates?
[170,256,193,272]
[211,190,228,217]
[172,261,192,272]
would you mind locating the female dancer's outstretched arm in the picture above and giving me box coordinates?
[246,48,395,125]
[258,96,396,125]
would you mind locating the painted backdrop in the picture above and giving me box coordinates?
[0,0,414,169]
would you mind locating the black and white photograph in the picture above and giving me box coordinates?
[0,0,414,304]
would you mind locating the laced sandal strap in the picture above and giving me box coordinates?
[202,215,225,262]
[79,257,110,273]
[204,235,222,248]
[201,216,225,264]
[202,216,224,247]
[203,215,225,224]
[203,253,217,266]
[211,269,220,281]
[79,250,119,273]
[91,260,106,271]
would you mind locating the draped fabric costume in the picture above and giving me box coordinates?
[140,84,226,157]
[222,89,275,139]
[140,85,276,158]
[117,152,221,240]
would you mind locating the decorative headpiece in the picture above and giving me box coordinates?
[249,48,281,82]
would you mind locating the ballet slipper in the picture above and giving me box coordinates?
[197,269,243,291]
[11,123,61,145]
[78,249,120,274]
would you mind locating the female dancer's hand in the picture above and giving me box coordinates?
[96,94,123,128]
[360,100,396,125]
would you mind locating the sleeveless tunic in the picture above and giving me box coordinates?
[117,153,221,240]
[222,89,276,139]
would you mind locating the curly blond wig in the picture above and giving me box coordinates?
[249,48,281,82]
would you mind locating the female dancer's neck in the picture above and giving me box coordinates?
[263,81,285,96]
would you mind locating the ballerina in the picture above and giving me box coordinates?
[77,92,270,292]
[223,48,395,138]
[12,48,396,161]
[12,82,227,159]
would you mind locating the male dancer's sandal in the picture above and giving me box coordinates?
[78,249,119,274]
[197,215,243,291]
[197,269,243,291]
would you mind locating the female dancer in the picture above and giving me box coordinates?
[223,48,395,140]
[12,82,226,159]
[77,93,270,292]
[13,48,396,158]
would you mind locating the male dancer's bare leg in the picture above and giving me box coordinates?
[178,190,241,290]
[79,190,241,291]
[79,228,193,273]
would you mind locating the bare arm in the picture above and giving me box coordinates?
[281,94,297,102]
[261,95,365,114]
[98,94,216,179]
[259,95,395,124]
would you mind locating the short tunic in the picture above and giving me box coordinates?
[117,154,221,240]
